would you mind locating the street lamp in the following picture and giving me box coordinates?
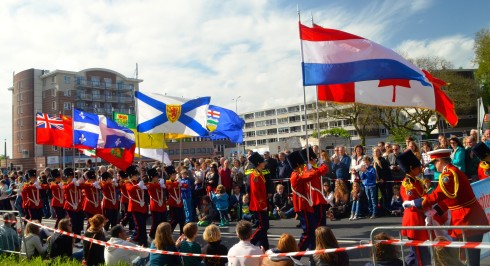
[232,96,241,157]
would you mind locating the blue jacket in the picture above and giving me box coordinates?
[211,192,229,211]
[332,155,351,180]
[360,165,377,187]
[180,178,192,199]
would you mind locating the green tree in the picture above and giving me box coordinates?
[474,28,490,106]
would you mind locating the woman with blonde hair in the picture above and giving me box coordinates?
[372,147,393,213]
[406,141,422,161]
[310,227,349,266]
[329,179,350,220]
[149,222,181,266]
[21,223,47,259]
[261,233,299,266]
[202,224,228,266]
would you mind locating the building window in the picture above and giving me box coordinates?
[64,90,72,97]
[278,127,289,134]
[52,146,58,151]
[267,138,277,143]
[52,101,57,110]
[245,131,255,137]
[91,76,100,87]
[17,106,22,114]
[244,113,254,119]
[276,108,287,115]
[290,126,301,132]
[257,139,267,145]
[42,91,46,99]
[168,150,174,155]
[104,78,112,89]
[190,148,195,154]
[245,122,254,129]
[288,106,300,113]
[51,88,56,97]
[380,128,387,136]
[183,149,189,154]
[64,102,72,110]
[289,115,301,123]
[265,109,276,116]
[267,129,277,135]
[277,117,288,124]
[64,76,71,84]
[255,111,265,118]
[256,130,266,136]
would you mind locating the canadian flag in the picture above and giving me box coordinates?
[317,70,458,127]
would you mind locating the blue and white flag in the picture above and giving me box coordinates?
[73,109,135,149]
[136,92,210,137]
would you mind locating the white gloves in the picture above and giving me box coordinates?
[113,178,118,187]
[318,158,324,165]
[307,163,312,170]
[58,182,63,189]
[425,209,437,218]
[73,178,79,187]
[34,180,41,189]
[402,200,415,209]
[138,180,147,190]
[93,181,101,189]
[159,178,166,189]
[78,177,85,184]
[425,216,433,226]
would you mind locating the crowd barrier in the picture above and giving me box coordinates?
[370,225,490,266]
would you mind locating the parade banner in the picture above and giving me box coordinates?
[471,177,490,259]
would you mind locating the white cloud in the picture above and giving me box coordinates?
[396,36,475,68]
[0,0,478,156]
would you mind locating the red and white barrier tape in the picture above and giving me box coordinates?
[379,239,490,250]
[22,217,370,258]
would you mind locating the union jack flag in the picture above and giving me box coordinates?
[36,113,64,130]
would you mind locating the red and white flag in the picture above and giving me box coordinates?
[317,70,458,127]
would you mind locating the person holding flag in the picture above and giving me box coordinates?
[124,165,148,246]
[80,170,102,229]
[49,169,66,228]
[21,169,47,223]
[100,172,119,231]
[146,168,167,239]
[63,168,84,239]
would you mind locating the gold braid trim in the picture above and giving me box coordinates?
[402,175,425,197]
[480,161,490,170]
[439,169,459,199]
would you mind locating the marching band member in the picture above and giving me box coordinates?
[302,147,329,228]
[125,165,148,246]
[147,167,167,239]
[80,170,102,229]
[396,150,430,266]
[404,149,489,266]
[100,172,119,231]
[49,169,66,228]
[63,168,84,238]
[247,152,272,250]
[21,169,47,223]
[165,165,187,235]
[471,142,490,180]
[118,170,135,231]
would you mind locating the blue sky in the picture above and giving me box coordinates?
[0,0,489,156]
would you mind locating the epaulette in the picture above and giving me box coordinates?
[480,161,490,170]
[439,169,459,199]
[245,169,254,175]
[402,175,424,197]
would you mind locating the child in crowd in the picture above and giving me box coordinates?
[211,185,229,227]
[390,185,403,216]
[176,222,202,266]
[198,196,215,227]
[241,194,253,221]
[229,185,243,221]
[359,156,378,219]
[180,170,193,223]
[273,184,294,219]
[349,182,362,220]
[423,178,434,194]
[202,224,228,266]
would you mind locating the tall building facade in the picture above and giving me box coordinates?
[10,68,142,169]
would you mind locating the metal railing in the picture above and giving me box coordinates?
[370,225,490,266]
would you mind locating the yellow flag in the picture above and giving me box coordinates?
[133,130,168,149]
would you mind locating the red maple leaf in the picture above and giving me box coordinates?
[378,79,412,102]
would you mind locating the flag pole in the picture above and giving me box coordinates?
[71,103,75,169]
[161,133,166,176]
[311,13,322,150]
[297,4,310,160]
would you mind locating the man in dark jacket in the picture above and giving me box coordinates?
[331,146,351,182]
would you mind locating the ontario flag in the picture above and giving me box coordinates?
[317,70,458,127]
[96,146,135,170]
[36,113,73,148]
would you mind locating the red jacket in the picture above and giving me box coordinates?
[80,182,102,215]
[421,164,489,238]
[147,182,167,212]
[119,181,130,204]
[166,180,187,208]
[307,164,329,206]
[63,182,83,212]
[21,183,48,209]
[50,182,64,208]
[291,167,323,213]
[478,161,490,180]
[249,170,268,212]
[100,181,119,210]
[400,175,429,240]
[125,181,148,213]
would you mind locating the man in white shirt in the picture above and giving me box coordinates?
[227,220,264,265]
[104,225,149,266]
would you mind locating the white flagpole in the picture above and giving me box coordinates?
[311,13,322,150]
[134,67,142,173]
[298,5,310,160]
[71,103,75,169]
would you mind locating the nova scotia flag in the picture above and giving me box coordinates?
[74,109,135,149]
[136,92,210,137]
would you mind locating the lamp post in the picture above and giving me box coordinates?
[232,96,241,157]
